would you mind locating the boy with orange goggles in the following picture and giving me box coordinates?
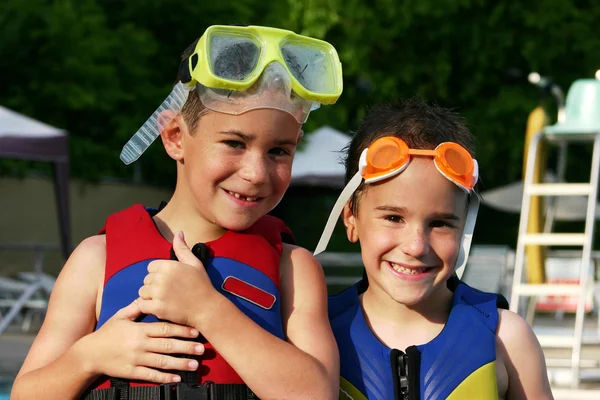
[325,98,553,400]
[316,135,479,277]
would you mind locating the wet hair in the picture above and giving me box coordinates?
[344,97,476,212]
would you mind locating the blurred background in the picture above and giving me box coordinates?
[2,0,600,273]
[2,0,600,395]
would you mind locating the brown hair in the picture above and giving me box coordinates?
[345,98,476,212]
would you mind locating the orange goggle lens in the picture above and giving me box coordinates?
[362,137,410,181]
[433,142,476,190]
[360,137,477,191]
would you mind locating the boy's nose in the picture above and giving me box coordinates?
[239,153,269,184]
[400,227,430,258]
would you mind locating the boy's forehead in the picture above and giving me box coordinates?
[197,108,301,141]
[365,159,467,210]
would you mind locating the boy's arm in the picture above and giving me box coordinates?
[12,236,106,399]
[138,235,339,400]
[12,235,201,400]
[496,308,554,400]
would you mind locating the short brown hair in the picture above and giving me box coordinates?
[345,98,476,211]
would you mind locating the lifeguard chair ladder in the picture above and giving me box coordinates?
[510,78,600,389]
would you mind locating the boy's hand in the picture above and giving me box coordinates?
[137,231,221,329]
[83,299,204,383]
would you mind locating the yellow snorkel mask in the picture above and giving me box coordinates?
[120,25,343,165]
[180,25,343,104]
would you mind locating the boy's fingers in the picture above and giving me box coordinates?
[173,231,203,269]
[131,366,182,384]
[138,286,151,300]
[114,299,143,321]
[146,338,205,355]
[143,273,155,285]
[137,353,199,372]
[144,321,199,339]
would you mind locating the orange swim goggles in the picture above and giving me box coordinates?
[360,136,478,190]
[314,136,480,277]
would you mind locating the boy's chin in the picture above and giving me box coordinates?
[217,215,262,232]
[377,282,439,306]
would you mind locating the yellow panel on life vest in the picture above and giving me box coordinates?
[446,361,499,400]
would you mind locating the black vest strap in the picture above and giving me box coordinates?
[82,383,257,400]
[109,378,129,400]
[82,387,117,400]
[211,384,257,399]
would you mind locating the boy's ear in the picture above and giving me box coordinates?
[159,111,186,161]
[342,202,359,243]
[296,129,304,144]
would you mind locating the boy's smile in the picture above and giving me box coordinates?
[225,190,261,203]
[386,261,435,280]
[164,107,301,236]
[344,157,468,308]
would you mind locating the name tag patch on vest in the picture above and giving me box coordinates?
[222,276,276,310]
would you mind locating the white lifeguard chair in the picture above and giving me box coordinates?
[511,76,600,388]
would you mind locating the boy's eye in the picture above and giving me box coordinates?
[224,140,245,149]
[269,147,291,157]
[431,220,454,229]
[385,215,402,223]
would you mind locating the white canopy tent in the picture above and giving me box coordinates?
[291,125,351,188]
[0,106,71,258]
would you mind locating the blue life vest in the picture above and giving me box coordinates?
[329,278,504,400]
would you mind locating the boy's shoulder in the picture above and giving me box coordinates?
[56,234,106,292]
[67,235,107,274]
[496,308,536,341]
[495,307,554,398]
[76,234,107,256]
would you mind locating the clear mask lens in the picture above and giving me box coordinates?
[281,41,335,94]
[209,34,260,81]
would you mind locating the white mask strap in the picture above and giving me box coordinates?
[454,193,480,278]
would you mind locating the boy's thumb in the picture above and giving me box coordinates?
[172,231,204,269]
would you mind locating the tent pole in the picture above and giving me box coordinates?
[52,160,71,259]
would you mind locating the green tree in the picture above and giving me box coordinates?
[2,0,600,248]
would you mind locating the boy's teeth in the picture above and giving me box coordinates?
[390,263,427,275]
[228,191,258,202]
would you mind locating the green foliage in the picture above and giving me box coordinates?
[1,0,599,247]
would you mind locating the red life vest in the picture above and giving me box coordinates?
[88,204,294,391]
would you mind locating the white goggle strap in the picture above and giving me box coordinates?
[314,146,411,256]
[120,82,192,165]
[314,171,363,255]
[454,192,480,279]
